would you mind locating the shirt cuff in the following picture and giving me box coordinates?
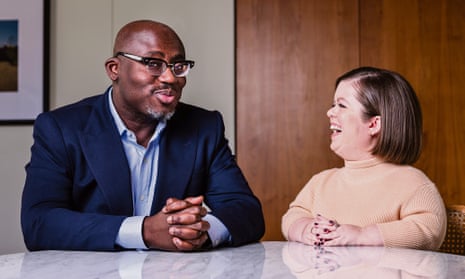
[116,216,148,249]
[203,214,231,247]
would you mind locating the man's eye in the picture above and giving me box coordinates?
[173,63,185,71]
[147,60,164,69]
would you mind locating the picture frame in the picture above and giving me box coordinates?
[0,0,49,125]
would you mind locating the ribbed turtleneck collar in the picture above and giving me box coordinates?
[341,157,388,184]
[344,157,384,169]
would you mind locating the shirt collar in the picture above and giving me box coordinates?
[108,88,169,142]
[108,88,127,136]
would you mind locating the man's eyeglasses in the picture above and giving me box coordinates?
[115,52,195,77]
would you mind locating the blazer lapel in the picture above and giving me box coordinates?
[80,92,133,215]
[152,104,197,214]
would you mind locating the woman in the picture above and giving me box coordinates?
[282,67,447,250]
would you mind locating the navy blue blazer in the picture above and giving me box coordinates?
[21,88,265,251]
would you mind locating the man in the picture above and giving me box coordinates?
[21,20,265,251]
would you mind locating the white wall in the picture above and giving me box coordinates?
[0,127,33,254]
[0,0,234,254]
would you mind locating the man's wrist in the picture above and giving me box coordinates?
[115,216,148,249]
[141,216,150,248]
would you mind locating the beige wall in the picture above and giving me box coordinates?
[0,0,233,254]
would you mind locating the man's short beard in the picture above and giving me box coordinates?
[147,109,175,122]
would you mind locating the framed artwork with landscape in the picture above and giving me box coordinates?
[0,0,48,124]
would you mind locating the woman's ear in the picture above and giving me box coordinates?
[105,57,119,81]
[369,116,381,136]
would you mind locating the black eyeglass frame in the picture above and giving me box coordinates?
[115,52,195,77]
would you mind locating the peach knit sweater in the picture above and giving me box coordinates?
[282,158,447,250]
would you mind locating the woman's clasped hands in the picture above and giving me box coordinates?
[307,214,340,246]
[304,214,382,247]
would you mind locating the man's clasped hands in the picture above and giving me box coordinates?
[142,195,211,251]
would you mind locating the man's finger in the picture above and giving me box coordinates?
[184,195,204,205]
[168,221,210,239]
[162,196,204,213]
[172,233,209,251]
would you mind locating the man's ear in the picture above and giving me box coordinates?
[105,57,119,81]
[369,115,381,136]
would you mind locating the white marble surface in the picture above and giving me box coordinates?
[0,241,464,278]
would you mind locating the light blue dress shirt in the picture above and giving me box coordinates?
[108,91,230,249]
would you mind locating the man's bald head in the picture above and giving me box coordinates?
[113,20,185,56]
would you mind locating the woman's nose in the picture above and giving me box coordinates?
[327,106,334,118]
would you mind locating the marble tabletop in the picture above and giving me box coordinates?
[1,241,464,278]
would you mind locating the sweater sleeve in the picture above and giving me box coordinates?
[376,183,447,250]
[281,175,318,240]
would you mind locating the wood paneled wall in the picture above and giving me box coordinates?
[236,0,465,241]
[359,0,465,205]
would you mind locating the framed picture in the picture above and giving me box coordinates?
[0,0,49,124]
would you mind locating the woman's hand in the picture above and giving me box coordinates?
[305,214,384,246]
[309,214,340,246]
[322,223,383,246]
[288,214,339,246]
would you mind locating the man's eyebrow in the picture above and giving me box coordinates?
[146,51,164,56]
[147,51,186,61]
